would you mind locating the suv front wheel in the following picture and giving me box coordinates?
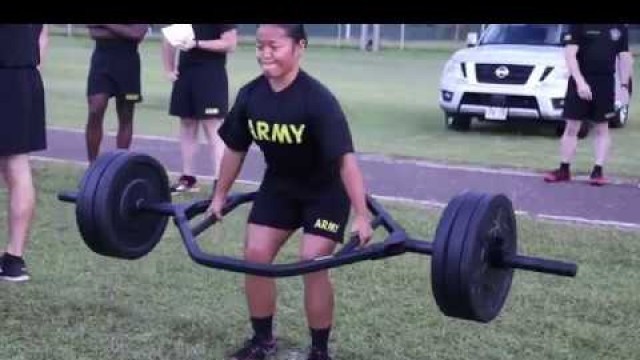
[609,104,629,128]
[444,113,471,131]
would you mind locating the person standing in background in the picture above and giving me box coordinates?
[161,24,238,194]
[544,24,633,186]
[85,24,149,162]
[0,24,49,282]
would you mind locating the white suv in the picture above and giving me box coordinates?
[439,24,631,135]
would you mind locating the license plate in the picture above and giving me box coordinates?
[485,107,508,120]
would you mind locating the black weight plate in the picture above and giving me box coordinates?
[431,191,473,319]
[441,192,487,320]
[76,151,128,257]
[93,151,170,259]
[459,193,517,323]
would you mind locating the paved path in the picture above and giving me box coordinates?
[34,127,640,230]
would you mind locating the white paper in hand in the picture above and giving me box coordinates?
[161,24,195,47]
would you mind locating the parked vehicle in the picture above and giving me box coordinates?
[439,24,631,137]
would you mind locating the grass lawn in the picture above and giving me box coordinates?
[1,162,638,359]
[41,34,640,178]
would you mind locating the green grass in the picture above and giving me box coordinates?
[42,34,640,179]
[1,162,638,359]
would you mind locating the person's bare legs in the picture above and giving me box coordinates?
[300,234,338,355]
[228,224,291,358]
[179,118,199,177]
[229,223,293,360]
[545,119,583,182]
[300,234,338,329]
[85,94,109,162]
[115,97,135,150]
[560,119,583,164]
[0,154,35,258]
[592,121,610,167]
[201,117,225,181]
[244,224,292,322]
[589,121,611,185]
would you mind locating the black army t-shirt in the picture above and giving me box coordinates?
[219,70,355,194]
[564,24,629,76]
[0,24,38,68]
[179,24,236,68]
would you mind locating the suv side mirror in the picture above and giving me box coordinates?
[466,32,478,47]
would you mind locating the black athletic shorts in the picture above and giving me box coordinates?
[248,177,351,243]
[86,49,142,102]
[0,67,46,156]
[563,74,616,123]
[169,63,229,119]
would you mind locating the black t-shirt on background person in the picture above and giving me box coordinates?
[178,24,237,68]
[564,24,629,76]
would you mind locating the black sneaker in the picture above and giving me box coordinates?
[228,336,277,360]
[0,254,30,283]
[307,347,332,360]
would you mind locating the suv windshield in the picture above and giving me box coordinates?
[479,24,567,46]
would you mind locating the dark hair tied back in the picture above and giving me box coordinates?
[261,24,308,47]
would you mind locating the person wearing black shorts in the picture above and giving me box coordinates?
[208,25,373,360]
[161,24,237,194]
[545,24,633,186]
[0,24,48,282]
[85,24,149,162]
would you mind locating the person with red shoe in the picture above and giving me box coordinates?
[544,24,633,186]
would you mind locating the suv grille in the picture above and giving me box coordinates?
[475,64,534,85]
[461,93,539,109]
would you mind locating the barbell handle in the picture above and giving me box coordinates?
[333,236,362,257]
[365,194,405,234]
[58,191,78,203]
[191,192,257,237]
[500,254,578,277]
[191,209,217,237]
[333,215,386,257]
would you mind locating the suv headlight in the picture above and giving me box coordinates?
[443,59,466,80]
